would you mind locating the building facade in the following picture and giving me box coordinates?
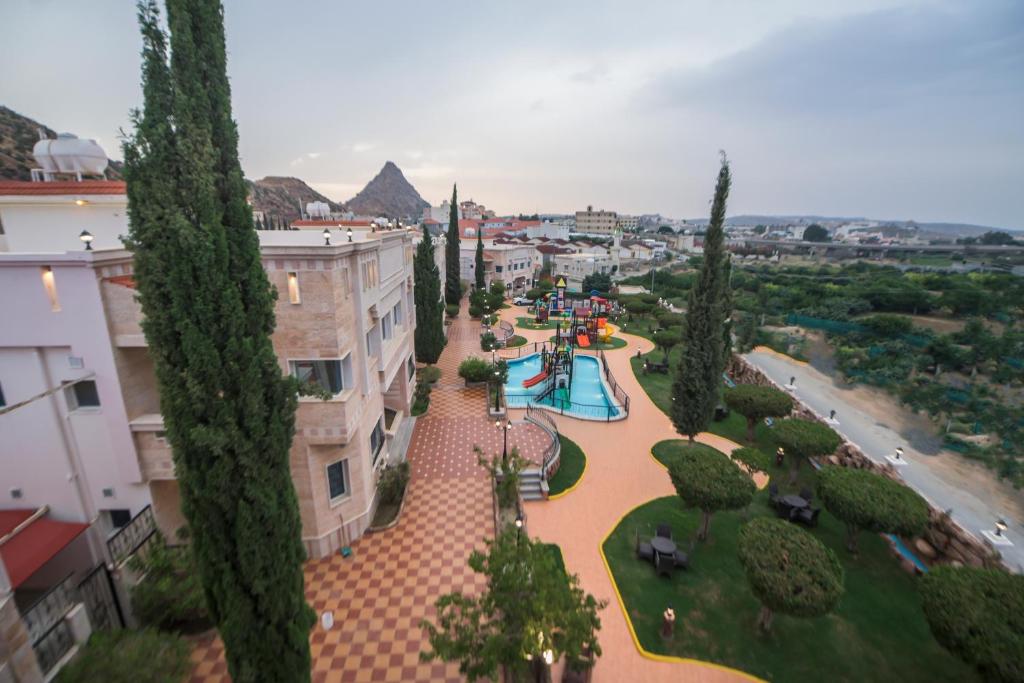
[575,206,618,236]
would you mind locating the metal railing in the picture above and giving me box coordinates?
[33,619,74,674]
[497,320,515,342]
[525,404,561,479]
[107,505,156,565]
[22,574,75,644]
[498,342,630,421]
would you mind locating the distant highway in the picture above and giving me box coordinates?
[736,237,1024,255]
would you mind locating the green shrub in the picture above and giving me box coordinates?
[468,304,483,318]
[480,331,498,350]
[128,534,210,633]
[56,629,189,683]
[377,461,410,505]
[419,366,441,384]
[525,288,546,301]
[445,304,460,318]
[458,357,492,383]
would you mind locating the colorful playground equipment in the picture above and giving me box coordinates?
[533,279,616,349]
[521,343,575,407]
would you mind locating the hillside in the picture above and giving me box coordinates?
[345,161,428,220]
[246,176,345,225]
[0,105,122,180]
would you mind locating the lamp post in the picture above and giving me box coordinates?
[347,227,353,243]
[79,229,94,251]
[995,519,1008,537]
[323,228,331,246]
[495,418,511,464]
[514,511,523,540]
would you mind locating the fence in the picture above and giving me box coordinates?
[107,504,156,565]
[525,404,561,480]
[497,320,515,342]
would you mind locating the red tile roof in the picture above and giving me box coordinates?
[0,510,89,588]
[106,275,137,289]
[0,180,127,196]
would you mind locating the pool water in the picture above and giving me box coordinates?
[505,353,621,420]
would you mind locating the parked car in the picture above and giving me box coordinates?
[512,296,532,305]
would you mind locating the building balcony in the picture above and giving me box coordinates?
[296,391,361,445]
[130,414,175,481]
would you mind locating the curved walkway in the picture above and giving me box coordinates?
[498,305,753,682]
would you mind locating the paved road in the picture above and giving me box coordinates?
[746,350,1024,572]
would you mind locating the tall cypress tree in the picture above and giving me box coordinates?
[123,2,314,681]
[474,224,486,290]
[671,155,731,441]
[414,225,446,363]
[445,184,462,304]
[721,255,734,360]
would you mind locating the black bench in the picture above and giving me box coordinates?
[644,361,670,374]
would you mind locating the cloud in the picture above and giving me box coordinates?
[352,142,375,153]
[568,63,610,85]
[404,165,456,180]
[406,150,424,160]
[306,152,321,159]
[289,156,305,167]
[648,1,1024,116]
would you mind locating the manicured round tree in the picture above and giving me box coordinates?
[666,444,755,541]
[737,518,844,633]
[816,466,929,554]
[723,384,794,442]
[651,330,681,363]
[919,565,1024,683]
[730,446,771,476]
[772,418,842,483]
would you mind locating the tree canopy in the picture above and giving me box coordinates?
[123,1,314,678]
[445,184,462,305]
[651,330,681,362]
[414,226,446,363]
[816,466,929,553]
[421,530,605,681]
[803,224,830,242]
[666,442,755,541]
[737,518,844,633]
[730,446,771,475]
[919,565,1024,683]
[773,418,842,482]
[672,155,731,441]
[582,271,612,294]
[723,384,794,442]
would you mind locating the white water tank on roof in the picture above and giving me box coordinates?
[33,133,108,176]
[306,201,331,219]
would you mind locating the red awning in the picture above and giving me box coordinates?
[0,510,89,589]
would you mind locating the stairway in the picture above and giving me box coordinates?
[520,467,547,501]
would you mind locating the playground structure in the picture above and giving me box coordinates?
[534,279,616,348]
[520,343,575,409]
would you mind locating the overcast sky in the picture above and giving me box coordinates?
[2,0,1021,227]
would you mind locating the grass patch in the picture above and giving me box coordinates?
[548,435,586,496]
[631,350,777,452]
[506,335,527,348]
[602,495,977,683]
[516,316,564,331]
[651,440,721,469]
[548,335,628,351]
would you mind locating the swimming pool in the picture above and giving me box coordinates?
[505,353,623,420]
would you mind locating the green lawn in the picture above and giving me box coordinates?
[630,349,777,452]
[515,316,564,331]
[506,335,527,348]
[602,494,977,683]
[548,435,586,496]
[548,335,627,351]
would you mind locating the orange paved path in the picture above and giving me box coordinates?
[499,303,757,682]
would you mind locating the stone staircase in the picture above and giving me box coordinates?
[520,467,547,501]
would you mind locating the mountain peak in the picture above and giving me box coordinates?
[346,162,428,220]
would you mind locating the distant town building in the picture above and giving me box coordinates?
[576,206,618,236]
[617,215,639,231]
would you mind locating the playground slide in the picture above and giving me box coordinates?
[576,334,591,348]
[522,371,548,388]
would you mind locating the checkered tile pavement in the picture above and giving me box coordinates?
[188,301,527,682]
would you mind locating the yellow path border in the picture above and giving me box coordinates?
[598,501,766,683]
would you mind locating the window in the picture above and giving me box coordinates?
[495,265,503,273]
[289,359,347,395]
[407,355,415,380]
[106,509,131,528]
[370,416,385,464]
[0,382,4,408]
[392,302,402,326]
[361,259,379,290]
[41,266,60,312]
[326,459,350,501]
[381,313,393,340]
[286,272,301,304]
[66,380,100,411]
